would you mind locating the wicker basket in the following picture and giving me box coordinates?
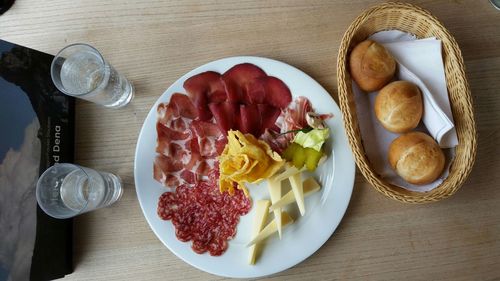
[337,2,477,203]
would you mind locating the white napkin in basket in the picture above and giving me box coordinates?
[354,30,457,192]
[371,31,458,148]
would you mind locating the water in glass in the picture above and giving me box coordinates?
[36,163,123,219]
[51,43,134,108]
[59,168,122,212]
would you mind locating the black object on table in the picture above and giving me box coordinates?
[0,0,15,15]
[0,39,74,281]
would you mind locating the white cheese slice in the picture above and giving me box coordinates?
[270,163,305,182]
[269,177,321,212]
[267,179,282,239]
[289,173,305,216]
[246,212,294,247]
[248,200,270,265]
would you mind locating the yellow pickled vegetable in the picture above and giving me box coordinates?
[219,130,284,196]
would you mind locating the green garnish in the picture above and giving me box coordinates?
[293,128,329,152]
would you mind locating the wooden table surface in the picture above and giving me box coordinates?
[2,0,499,280]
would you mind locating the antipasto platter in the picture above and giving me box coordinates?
[134,56,355,278]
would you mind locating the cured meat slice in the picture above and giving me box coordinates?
[196,160,211,176]
[222,63,267,104]
[209,102,281,137]
[190,120,224,158]
[260,76,292,109]
[208,102,239,134]
[155,102,225,189]
[170,93,198,119]
[169,117,187,132]
[184,71,226,121]
[259,129,290,154]
[198,138,217,158]
[239,104,261,136]
[180,169,197,185]
[260,96,316,153]
[154,154,183,173]
[153,159,166,185]
[153,154,185,186]
[190,120,223,139]
[156,94,224,185]
[257,103,281,135]
[209,90,227,104]
[246,80,266,104]
[215,138,227,155]
[157,181,251,256]
[157,122,189,142]
[156,142,188,160]
[158,93,198,124]
[282,96,312,131]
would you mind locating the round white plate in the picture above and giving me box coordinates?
[134,56,355,278]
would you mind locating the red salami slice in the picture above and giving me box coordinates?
[157,180,251,256]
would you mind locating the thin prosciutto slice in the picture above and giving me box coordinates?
[260,96,314,153]
[154,93,225,188]
[158,93,197,123]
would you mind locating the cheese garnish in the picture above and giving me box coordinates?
[248,200,270,265]
[269,163,305,183]
[267,179,282,239]
[269,177,321,212]
[289,173,305,216]
[246,212,294,247]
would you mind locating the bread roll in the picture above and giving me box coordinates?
[375,81,423,133]
[388,132,445,185]
[349,40,396,92]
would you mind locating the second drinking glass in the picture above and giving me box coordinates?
[51,43,134,108]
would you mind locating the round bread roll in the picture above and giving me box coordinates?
[375,81,423,133]
[388,132,445,185]
[349,40,396,92]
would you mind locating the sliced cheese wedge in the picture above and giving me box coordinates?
[270,163,306,182]
[289,173,305,216]
[267,180,281,239]
[246,212,294,247]
[269,177,321,212]
[248,200,270,265]
[267,179,282,239]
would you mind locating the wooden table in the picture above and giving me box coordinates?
[1,1,499,280]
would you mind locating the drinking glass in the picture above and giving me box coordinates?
[491,0,500,10]
[36,163,123,219]
[51,43,134,108]
[0,0,15,15]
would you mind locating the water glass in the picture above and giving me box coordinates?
[490,0,500,10]
[36,163,123,219]
[51,43,134,108]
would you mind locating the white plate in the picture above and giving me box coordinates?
[134,56,355,278]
